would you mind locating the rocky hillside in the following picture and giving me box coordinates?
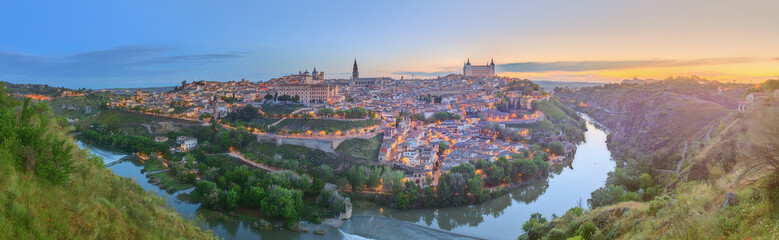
[558,82,733,170]
[520,105,779,240]
[521,79,779,240]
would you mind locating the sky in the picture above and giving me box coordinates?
[1,0,778,89]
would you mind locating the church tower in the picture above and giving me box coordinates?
[352,59,359,80]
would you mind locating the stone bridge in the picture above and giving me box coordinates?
[256,132,380,153]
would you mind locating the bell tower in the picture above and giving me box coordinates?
[352,58,359,80]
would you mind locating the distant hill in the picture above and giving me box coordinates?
[101,86,176,95]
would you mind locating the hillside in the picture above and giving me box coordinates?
[0,85,214,239]
[335,134,384,162]
[520,107,779,240]
[521,80,779,239]
[559,82,732,170]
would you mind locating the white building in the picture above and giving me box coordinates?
[176,136,198,151]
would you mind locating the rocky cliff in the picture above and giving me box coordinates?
[558,82,732,170]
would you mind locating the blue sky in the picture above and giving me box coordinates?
[2,0,778,88]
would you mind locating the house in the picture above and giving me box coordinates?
[739,92,771,112]
[176,136,198,151]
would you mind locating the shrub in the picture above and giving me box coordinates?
[576,221,597,240]
[648,194,671,215]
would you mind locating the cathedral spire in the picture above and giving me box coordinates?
[352,58,359,80]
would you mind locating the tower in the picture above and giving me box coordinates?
[463,58,472,76]
[352,59,359,80]
[490,58,495,76]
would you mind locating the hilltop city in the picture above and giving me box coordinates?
[98,58,567,188]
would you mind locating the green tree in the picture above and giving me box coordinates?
[437,176,451,207]
[639,173,653,190]
[260,186,303,219]
[548,141,565,155]
[222,189,239,211]
[423,186,436,208]
[588,184,628,208]
[438,141,447,155]
[522,212,547,240]
[192,180,220,209]
[317,108,335,117]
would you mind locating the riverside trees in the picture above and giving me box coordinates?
[189,159,332,222]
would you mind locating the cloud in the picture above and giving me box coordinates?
[0,45,241,86]
[497,58,756,72]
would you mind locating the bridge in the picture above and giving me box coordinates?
[255,131,381,153]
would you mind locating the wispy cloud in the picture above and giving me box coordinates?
[0,45,241,87]
[497,58,756,72]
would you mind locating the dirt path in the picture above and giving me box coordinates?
[675,140,688,174]
[220,150,282,173]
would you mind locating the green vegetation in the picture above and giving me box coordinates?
[334,107,375,119]
[149,160,197,191]
[475,154,550,187]
[533,97,586,143]
[48,93,114,119]
[335,134,383,162]
[425,111,461,123]
[506,79,541,94]
[78,128,171,155]
[222,104,261,123]
[188,156,340,223]
[345,165,405,193]
[260,103,304,115]
[0,84,214,239]
[222,105,380,134]
[150,171,195,191]
[141,156,168,172]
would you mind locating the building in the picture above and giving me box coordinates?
[739,92,770,112]
[270,68,325,85]
[350,59,391,86]
[176,136,198,151]
[275,84,342,104]
[463,58,495,77]
[133,90,150,102]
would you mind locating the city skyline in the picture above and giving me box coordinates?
[2,0,778,88]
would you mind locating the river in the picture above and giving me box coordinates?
[77,115,614,240]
